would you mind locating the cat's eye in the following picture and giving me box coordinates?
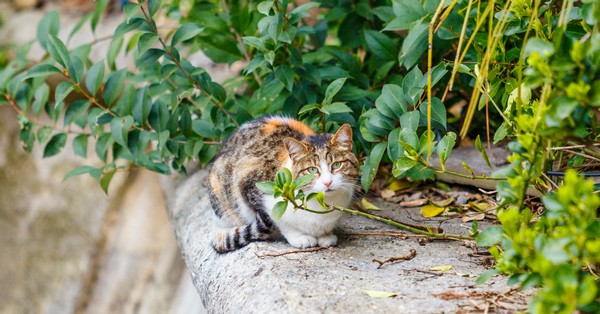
[307,167,319,174]
[331,161,342,170]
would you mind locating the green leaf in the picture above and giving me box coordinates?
[68,55,84,84]
[399,111,420,132]
[32,83,50,115]
[398,22,428,69]
[103,69,127,106]
[85,60,105,96]
[107,36,124,70]
[192,119,215,138]
[324,78,347,105]
[137,33,159,55]
[475,135,493,169]
[392,156,417,177]
[420,97,447,130]
[63,165,97,182]
[36,126,53,144]
[257,1,274,15]
[476,269,500,285]
[524,38,555,59]
[96,133,114,162]
[73,134,88,158]
[172,23,204,46]
[476,226,503,246]
[493,122,510,144]
[91,0,110,32]
[436,132,456,164]
[54,81,74,109]
[362,29,397,60]
[360,142,387,191]
[321,102,352,115]
[387,128,404,161]
[37,11,59,50]
[133,87,152,125]
[100,169,117,194]
[242,36,265,50]
[43,133,67,158]
[24,64,61,80]
[272,201,288,220]
[256,181,276,194]
[110,116,134,147]
[135,48,164,68]
[276,168,293,187]
[376,84,407,120]
[64,100,90,126]
[384,0,425,31]
[148,0,161,16]
[294,174,315,189]
[47,35,70,68]
[274,65,294,92]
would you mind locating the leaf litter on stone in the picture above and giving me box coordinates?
[362,290,398,298]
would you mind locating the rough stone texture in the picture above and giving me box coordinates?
[164,169,531,313]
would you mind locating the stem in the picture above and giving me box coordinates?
[331,204,472,241]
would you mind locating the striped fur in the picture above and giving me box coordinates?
[208,116,359,253]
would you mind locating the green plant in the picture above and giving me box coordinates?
[257,168,472,240]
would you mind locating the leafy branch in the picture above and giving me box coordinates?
[257,168,473,241]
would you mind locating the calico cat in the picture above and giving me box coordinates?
[208,116,359,253]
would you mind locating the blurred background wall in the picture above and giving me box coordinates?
[0,1,207,313]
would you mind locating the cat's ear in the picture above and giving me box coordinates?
[331,124,353,150]
[283,138,308,158]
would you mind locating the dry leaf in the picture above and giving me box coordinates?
[388,180,411,191]
[461,213,485,222]
[362,290,398,298]
[361,198,380,211]
[454,270,476,278]
[421,205,446,218]
[469,202,491,211]
[400,198,428,207]
[380,189,395,199]
[430,197,455,207]
[430,265,453,271]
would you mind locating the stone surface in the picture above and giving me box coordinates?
[164,169,531,313]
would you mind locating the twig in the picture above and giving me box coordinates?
[410,268,444,276]
[372,249,417,269]
[254,246,328,259]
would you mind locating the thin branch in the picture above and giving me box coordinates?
[254,246,328,259]
[372,249,417,269]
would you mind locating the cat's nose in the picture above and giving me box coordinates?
[323,179,332,188]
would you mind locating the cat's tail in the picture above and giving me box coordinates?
[212,212,274,253]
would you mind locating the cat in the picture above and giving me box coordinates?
[208,116,359,253]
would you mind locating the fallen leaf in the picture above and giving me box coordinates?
[461,213,485,222]
[388,180,411,191]
[362,290,398,298]
[421,205,446,218]
[400,198,428,207]
[361,198,380,211]
[380,189,395,199]
[430,197,455,207]
[430,265,453,271]
[454,270,476,278]
[469,202,491,211]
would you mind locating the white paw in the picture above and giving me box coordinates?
[317,234,338,247]
[286,234,318,248]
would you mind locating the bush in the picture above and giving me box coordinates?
[0,0,598,311]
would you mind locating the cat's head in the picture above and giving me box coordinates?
[283,124,359,194]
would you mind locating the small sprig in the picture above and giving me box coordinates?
[256,168,473,241]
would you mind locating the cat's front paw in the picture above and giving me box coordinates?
[286,234,318,248]
[317,234,337,247]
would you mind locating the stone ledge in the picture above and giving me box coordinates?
[163,168,530,313]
